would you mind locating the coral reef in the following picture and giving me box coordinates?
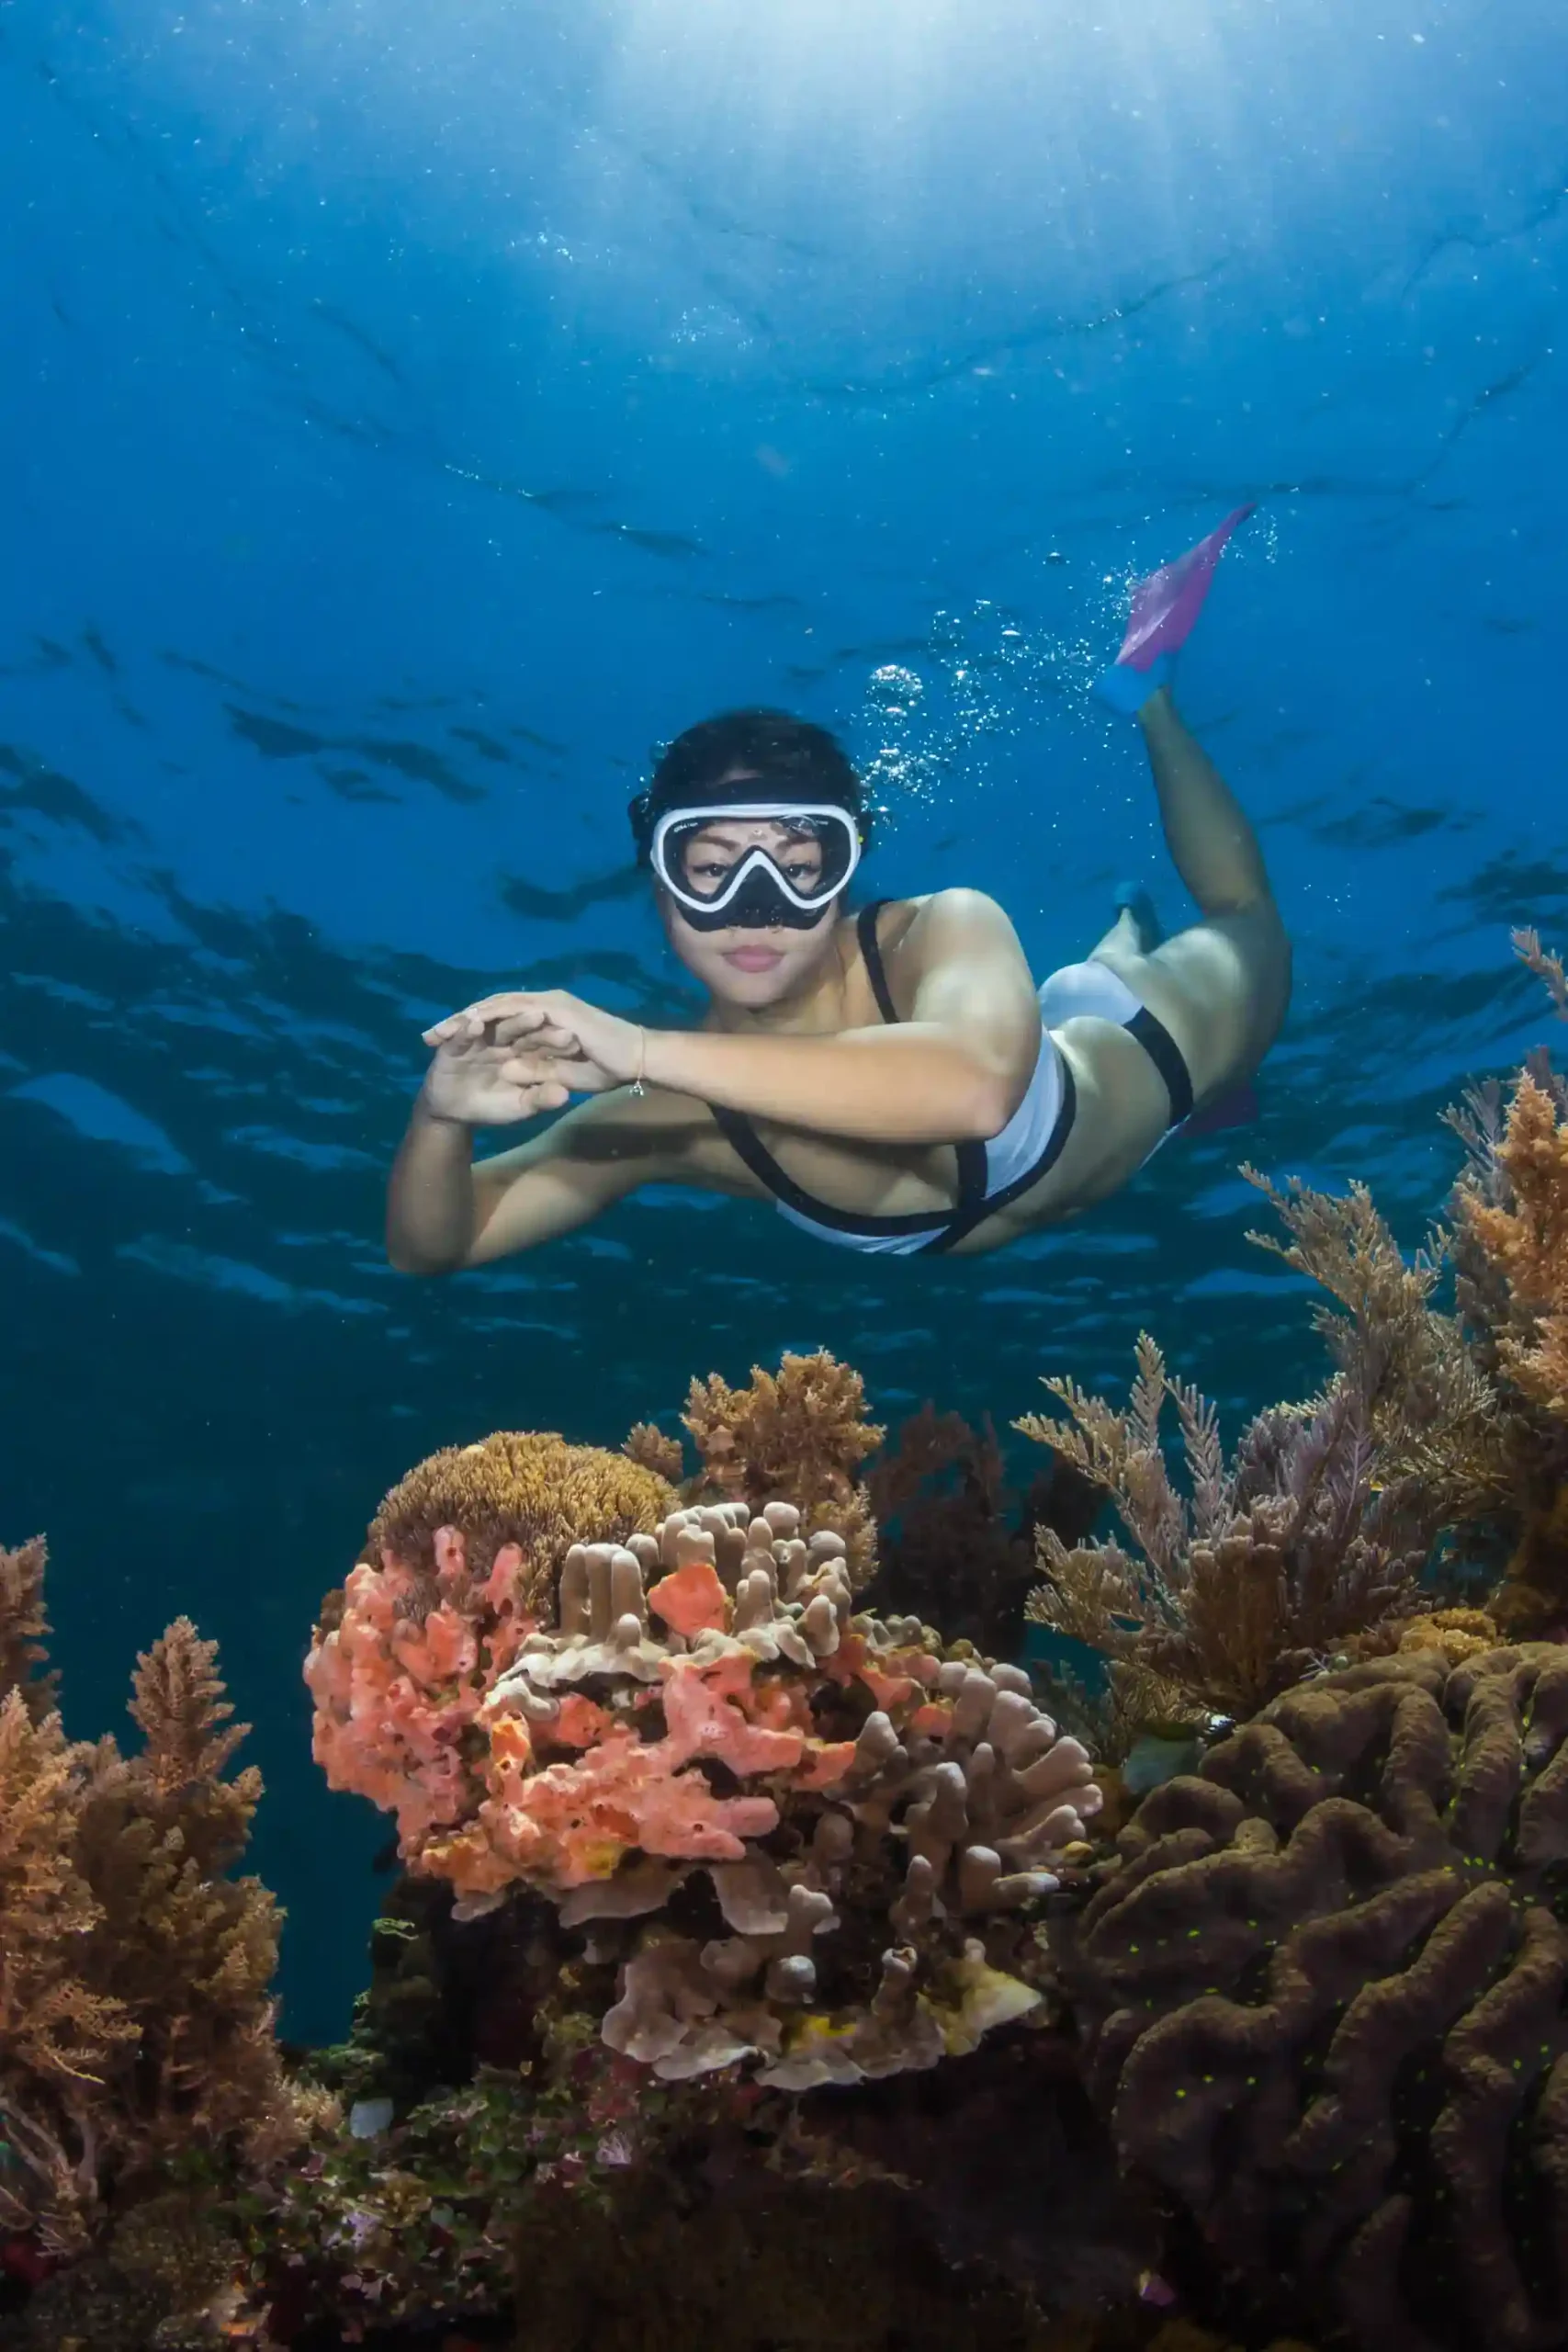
[1020,1335,1428,1736]
[307,1435,676,1857]
[0,1535,294,2335]
[682,1349,885,1588]
[1243,1163,1511,1519]
[310,1494,1100,2090]
[239,2010,1155,2352]
[1058,1640,1568,2352]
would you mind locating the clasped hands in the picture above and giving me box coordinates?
[420,989,644,1127]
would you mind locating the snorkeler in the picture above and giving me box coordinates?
[387,511,1291,1268]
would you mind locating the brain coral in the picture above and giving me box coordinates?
[1059,1642,1568,2352]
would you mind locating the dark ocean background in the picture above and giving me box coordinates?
[2,0,1564,2041]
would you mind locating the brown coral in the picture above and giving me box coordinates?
[1059,1643,1568,2352]
[358,1429,677,1619]
[1020,1336,1426,1727]
[1460,1070,1568,1421]
[1,1532,56,1721]
[0,1556,293,2261]
[1243,1166,1511,1515]
[683,1350,885,1589]
[624,1420,686,1483]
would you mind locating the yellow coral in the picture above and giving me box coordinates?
[0,1691,132,2098]
[1,1532,55,1721]
[1462,1069,1568,1419]
[623,1420,686,1483]
[361,1430,677,1618]
[0,1577,297,2256]
[1395,1605,1501,1664]
[682,1351,885,1590]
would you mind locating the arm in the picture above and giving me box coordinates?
[644,891,1040,1143]
[388,1089,694,1272]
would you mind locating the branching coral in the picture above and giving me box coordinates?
[1414,933,1568,1634]
[623,1419,686,1483]
[1059,1640,1568,2352]
[0,1550,293,2271]
[1457,1069,1568,1420]
[682,1350,886,1589]
[357,1428,676,1621]
[1243,1167,1511,1515]
[1020,1335,1427,1729]
[311,1491,1100,2092]
[1,1532,56,1721]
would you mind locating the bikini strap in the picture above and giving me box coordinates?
[856,900,901,1025]
[855,899,988,1226]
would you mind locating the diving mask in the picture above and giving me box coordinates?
[649,802,862,932]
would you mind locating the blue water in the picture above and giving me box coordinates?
[2,0,1563,2041]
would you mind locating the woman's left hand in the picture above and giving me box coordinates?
[422,990,643,1096]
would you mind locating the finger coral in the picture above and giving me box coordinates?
[682,1349,886,1589]
[311,1491,1100,2090]
[0,1545,292,2273]
[1020,1335,1427,1729]
[1059,1641,1568,2352]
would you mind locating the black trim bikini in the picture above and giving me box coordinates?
[707,900,1196,1257]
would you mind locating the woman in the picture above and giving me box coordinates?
[388,515,1290,1270]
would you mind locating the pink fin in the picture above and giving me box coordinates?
[1181,1081,1258,1137]
[1116,503,1255,672]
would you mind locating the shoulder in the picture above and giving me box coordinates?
[877,888,1025,970]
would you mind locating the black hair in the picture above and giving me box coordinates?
[628,707,873,865]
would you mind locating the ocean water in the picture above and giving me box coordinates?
[1,0,1564,2044]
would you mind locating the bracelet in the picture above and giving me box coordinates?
[630,1026,648,1098]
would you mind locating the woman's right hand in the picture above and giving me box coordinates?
[419,1027,572,1127]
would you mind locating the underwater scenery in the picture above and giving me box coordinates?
[5,0,1568,2343]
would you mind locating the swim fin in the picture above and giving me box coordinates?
[1096,503,1256,716]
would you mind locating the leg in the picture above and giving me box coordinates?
[1089,687,1292,1102]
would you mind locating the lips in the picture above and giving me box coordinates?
[722,946,785,973]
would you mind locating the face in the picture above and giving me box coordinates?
[657,814,842,1010]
